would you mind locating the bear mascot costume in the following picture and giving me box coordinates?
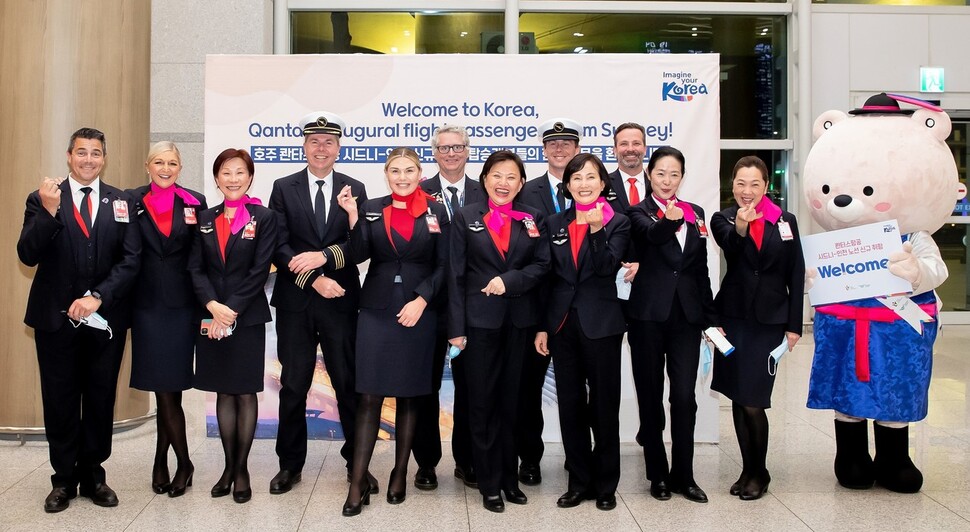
[803,93,962,493]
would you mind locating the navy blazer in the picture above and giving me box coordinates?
[188,204,277,328]
[18,180,141,332]
[711,205,804,334]
[447,201,551,337]
[350,196,450,310]
[627,196,717,327]
[542,210,630,339]
[420,174,486,221]
[269,168,367,312]
[519,172,562,221]
[128,185,208,309]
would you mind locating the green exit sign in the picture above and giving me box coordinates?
[920,67,944,93]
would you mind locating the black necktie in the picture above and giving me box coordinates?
[314,180,327,239]
[79,186,93,232]
[446,185,460,220]
[555,182,566,211]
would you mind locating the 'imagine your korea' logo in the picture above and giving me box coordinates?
[661,71,708,102]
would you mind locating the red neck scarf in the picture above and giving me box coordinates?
[391,189,431,219]
[486,199,532,231]
[654,194,696,224]
[224,195,262,234]
[574,197,615,226]
[148,182,201,214]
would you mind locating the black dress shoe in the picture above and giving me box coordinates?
[151,464,171,494]
[649,480,671,501]
[730,472,749,496]
[346,470,380,494]
[342,485,371,517]
[739,471,770,501]
[168,464,194,498]
[80,483,119,507]
[502,488,528,505]
[596,494,617,511]
[454,466,478,488]
[270,469,302,495]
[556,490,590,508]
[211,480,232,498]
[233,488,252,503]
[44,487,76,513]
[518,462,541,486]
[483,494,505,513]
[414,467,438,491]
[670,483,708,503]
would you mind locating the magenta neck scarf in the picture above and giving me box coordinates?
[486,199,532,231]
[148,182,201,214]
[754,195,782,224]
[224,195,262,234]
[653,194,696,224]
[574,197,615,226]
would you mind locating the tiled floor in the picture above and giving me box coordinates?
[2,327,969,531]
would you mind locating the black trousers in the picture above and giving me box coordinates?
[516,325,550,466]
[275,299,358,472]
[35,321,127,489]
[627,299,701,485]
[550,313,622,497]
[462,321,528,496]
[412,332,446,469]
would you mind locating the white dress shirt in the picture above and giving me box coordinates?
[68,174,101,227]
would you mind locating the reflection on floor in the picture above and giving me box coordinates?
[1,326,969,531]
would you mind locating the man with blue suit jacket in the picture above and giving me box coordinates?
[18,127,140,513]
[269,112,369,495]
[515,118,582,485]
[413,125,485,491]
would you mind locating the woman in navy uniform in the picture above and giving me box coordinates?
[710,156,804,500]
[128,141,207,497]
[447,150,551,513]
[534,153,630,511]
[188,148,278,504]
[627,146,717,503]
[337,148,449,516]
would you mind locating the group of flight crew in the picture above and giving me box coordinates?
[20,116,803,517]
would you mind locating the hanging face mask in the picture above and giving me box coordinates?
[66,312,113,339]
[700,339,713,377]
[446,344,462,369]
[767,337,788,376]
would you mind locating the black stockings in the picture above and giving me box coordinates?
[347,394,418,504]
[216,393,258,492]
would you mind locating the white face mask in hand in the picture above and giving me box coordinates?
[66,312,113,339]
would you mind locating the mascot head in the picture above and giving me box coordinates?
[803,93,963,234]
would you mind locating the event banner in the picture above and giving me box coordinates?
[802,219,911,306]
[203,53,722,443]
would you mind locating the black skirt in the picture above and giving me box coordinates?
[130,306,196,392]
[194,323,265,395]
[355,284,435,397]
[711,316,787,408]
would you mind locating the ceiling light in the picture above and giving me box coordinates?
[574,46,583,52]
[573,32,584,37]
[460,31,468,37]
[390,47,398,53]
[404,30,411,37]
[692,27,698,31]
[692,33,698,37]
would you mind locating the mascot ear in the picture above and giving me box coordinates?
[813,110,847,142]
[912,109,951,142]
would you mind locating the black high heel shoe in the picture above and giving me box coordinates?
[169,463,194,498]
[342,485,372,517]
[730,471,750,496]
[233,470,252,503]
[152,463,171,494]
[211,470,233,498]
[739,470,770,501]
[386,467,407,504]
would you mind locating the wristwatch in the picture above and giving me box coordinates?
[90,290,102,301]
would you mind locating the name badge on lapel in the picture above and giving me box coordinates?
[433,192,445,205]
[778,220,794,241]
[364,212,382,222]
[425,212,441,234]
[183,207,198,225]
[522,218,540,238]
[551,227,568,246]
[200,222,214,234]
[242,219,257,240]
[468,220,485,233]
[696,218,709,238]
[112,199,130,223]
[606,189,618,202]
